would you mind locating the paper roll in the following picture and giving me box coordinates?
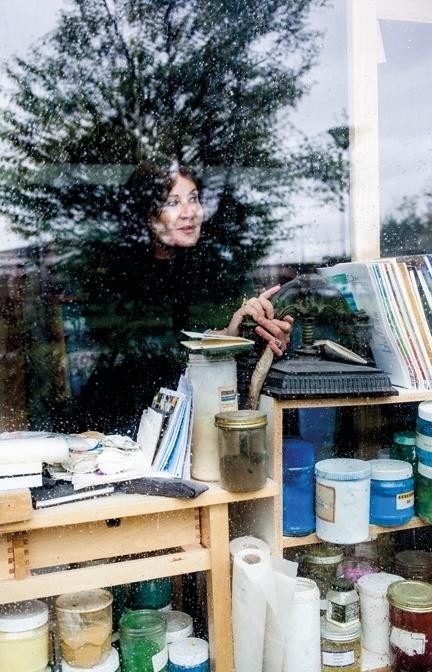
[263,557,297,672]
[229,536,270,559]
[232,548,277,672]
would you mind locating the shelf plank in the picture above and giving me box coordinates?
[265,388,432,409]
[283,516,429,548]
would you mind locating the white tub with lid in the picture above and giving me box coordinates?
[357,572,403,655]
[165,610,194,643]
[0,599,49,672]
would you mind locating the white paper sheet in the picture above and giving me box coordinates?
[263,557,298,672]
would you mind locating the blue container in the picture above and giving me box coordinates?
[283,437,315,467]
[169,638,209,672]
[369,459,414,526]
[298,407,336,460]
[283,463,315,536]
[416,401,432,466]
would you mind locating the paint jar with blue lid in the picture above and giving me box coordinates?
[168,637,209,672]
[416,401,432,466]
[283,437,315,536]
[369,459,414,526]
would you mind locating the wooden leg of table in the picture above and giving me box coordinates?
[201,503,233,672]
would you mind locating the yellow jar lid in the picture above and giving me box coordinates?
[215,410,267,429]
[387,580,432,612]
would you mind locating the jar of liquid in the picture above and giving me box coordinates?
[215,410,267,492]
[0,600,49,672]
[369,459,414,526]
[321,618,361,672]
[415,461,432,523]
[315,458,371,544]
[357,572,403,656]
[165,611,193,644]
[301,545,344,606]
[416,401,432,466]
[56,589,113,668]
[395,550,432,581]
[120,609,168,672]
[391,431,417,469]
[131,578,172,611]
[62,647,120,671]
[388,580,432,671]
[168,637,209,672]
[326,578,359,626]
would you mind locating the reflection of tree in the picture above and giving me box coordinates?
[381,196,432,257]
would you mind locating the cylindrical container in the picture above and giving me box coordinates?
[298,407,337,461]
[315,459,371,544]
[283,578,321,672]
[0,600,49,672]
[415,461,432,523]
[165,611,193,644]
[391,431,417,469]
[56,589,113,668]
[301,546,344,606]
[188,354,237,481]
[283,437,315,467]
[131,578,172,611]
[416,401,432,466]
[388,580,432,671]
[357,572,403,655]
[326,578,359,627]
[394,550,432,581]
[283,464,315,536]
[120,609,168,672]
[360,647,389,671]
[369,459,414,526]
[321,618,361,672]
[336,558,378,584]
[168,637,209,672]
[215,410,267,492]
[61,647,120,671]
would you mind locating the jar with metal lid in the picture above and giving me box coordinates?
[0,599,49,672]
[391,431,417,469]
[215,410,267,491]
[369,459,414,526]
[326,578,360,626]
[301,545,344,606]
[120,609,168,672]
[395,550,432,581]
[415,461,432,523]
[61,647,120,671]
[320,617,361,671]
[388,580,432,671]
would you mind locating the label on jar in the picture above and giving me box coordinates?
[218,385,238,411]
[328,600,359,624]
[396,490,414,510]
[316,482,335,523]
[322,649,355,667]
[390,626,426,655]
[152,645,168,671]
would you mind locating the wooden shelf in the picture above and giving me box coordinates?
[283,516,429,548]
[263,388,432,410]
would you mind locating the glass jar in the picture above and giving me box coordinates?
[388,580,432,671]
[395,550,432,581]
[326,578,360,626]
[120,609,168,672]
[131,578,172,611]
[301,545,344,605]
[0,600,49,672]
[321,618,361,672]
[56,589,113,668]
[215,410,267,492]
[61,647,120,671]
[415,461,432,523]
[391,431,417,469]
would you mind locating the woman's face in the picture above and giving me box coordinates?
[149,174,204,249]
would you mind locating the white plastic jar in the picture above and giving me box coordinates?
[62,647,120,671]
[283,578,321,672]
[0,600,49,672]
[187,354,238,481]
[357,572,402,656]
[165,611,193,644]
[315,458,371,544]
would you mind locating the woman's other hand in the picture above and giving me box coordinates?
[226,285,294,357]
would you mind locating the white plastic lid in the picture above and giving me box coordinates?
[294,578,320,603]
[418,401,432,423]
[315,458,371,481]
[62,647,119,672]
[369,459,413,481]
[169,637,209,666]
[357,572,403,598]
[166,611,194,643]
[417,461,432,479]
[0,600,48,632]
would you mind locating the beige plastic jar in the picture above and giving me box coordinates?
[0,599,49,672]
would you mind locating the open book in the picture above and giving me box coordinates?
[180,331,254,355]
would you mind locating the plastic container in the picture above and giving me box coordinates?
[0,599,49,672]
[415,461,432,523]
[61,647,120,671]
[301,545,344,606]
[55,589,113,668]
[283,578,321,672]
[369,459,414,526]
[357,572,403,656]
[298,407,337,461]
[336,558,378,584]
[165,611,193,644]
[131,578,172,611]
[283,437,315,468]
[315,458,371,544]
[416,401,432,466]
[388,580,432,671]
[391,431,417,469]
[120,609,168,672]
[320,618,361,672]
[394,550,432,581]
[326,578,360,626]
[168,637,209,672]
[282,464,315,536]
[188,354,237,481]
[215,410,267,492]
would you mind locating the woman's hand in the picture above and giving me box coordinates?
[226,285,294,357]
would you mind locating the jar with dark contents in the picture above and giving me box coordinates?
[395,550,432,581]
[301,545,344,606]
[388,580,432,671]
[215,410,267,492]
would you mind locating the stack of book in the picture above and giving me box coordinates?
[320,255,432,390]
[0,460,43,491]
